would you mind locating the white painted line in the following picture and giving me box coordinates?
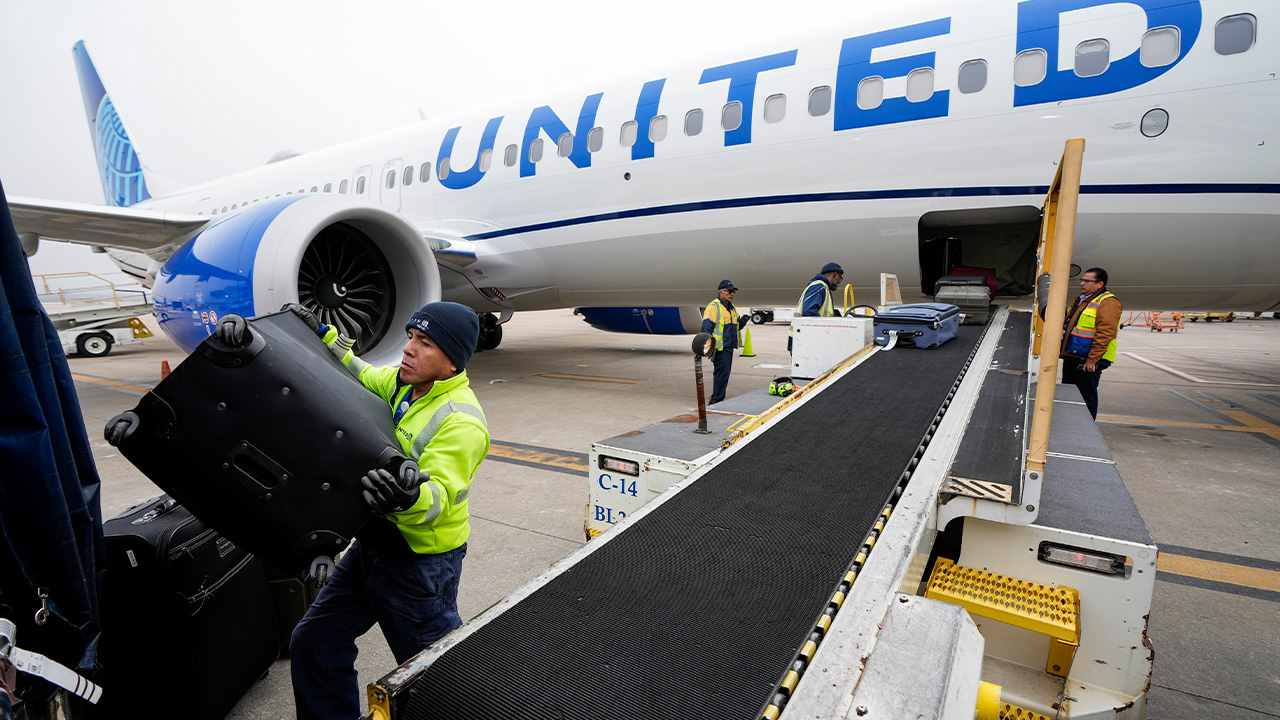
[1122,352,1280,387]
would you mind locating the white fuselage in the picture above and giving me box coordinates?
[128,0,1280,312]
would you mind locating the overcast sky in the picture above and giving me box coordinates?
[1,0,854,278]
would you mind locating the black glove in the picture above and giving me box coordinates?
[104,411,139,447]
[361,465,423,516]
[738,316,748,329]
[214,314,250,347]
[282,302,321,332]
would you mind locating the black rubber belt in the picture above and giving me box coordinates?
[403,326,986,720]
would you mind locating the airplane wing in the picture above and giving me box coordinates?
[9,196,207,254]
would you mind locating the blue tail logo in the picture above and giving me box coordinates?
[73,41,150,207]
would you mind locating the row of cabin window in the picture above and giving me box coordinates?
[209,178,368,213]
[213,14,1259,211]
[386,15,1262,188]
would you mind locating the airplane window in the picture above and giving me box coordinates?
[649,115,668,143]
[1014,49,1047,87]
[222,206,228,213]
[231,204,237,210]
[1141,27,1180,68]
[588,127,603,152]
[685,109,704,136]
[906,69,935,103]
[722,101,743,131]
[958,60,987,94]
[421,162,431,182]
[403,167,413,186]
[504,144,518,167]
[558,132,574,157]
[340,180,349,194]
[1074,39,1109,77]
[310,186,318,193]
[530,138,544,163]
[439,158,451,179]
[210,208,216,215]
[1215,14,1256,55]
[763,94,786,123]
[356,177,366,195]
[386,170,396,189]
[480,148,493,172]
[620,120,638,147]
[324,183,332,193]
[857,77,884,110]
[808,86,832,116]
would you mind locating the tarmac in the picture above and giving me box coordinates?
[66,308,1280,719]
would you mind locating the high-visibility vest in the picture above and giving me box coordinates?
[1066,291,1119,362]
[790,279,835,338]
[322,327,490,554]
[703,298,738,351]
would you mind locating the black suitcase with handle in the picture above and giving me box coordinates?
[108,310,414,579]
[96,495,278,720]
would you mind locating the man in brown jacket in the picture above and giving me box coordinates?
[1060,267,1121,419]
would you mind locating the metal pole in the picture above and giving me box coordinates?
[1028,138,1086,475]
[693,355,711,434]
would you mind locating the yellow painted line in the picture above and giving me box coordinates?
[71,373,152,394]
[1160,554,1280,594]
[487,443,588,473]
[1098,415,1280,438]
[535,373,644,384]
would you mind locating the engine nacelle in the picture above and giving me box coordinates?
[575,307,703,335]
[153,195,439,365]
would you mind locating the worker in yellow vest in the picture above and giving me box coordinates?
[788,262,844,352]
[275,301,490,720]
[1060,267,1121,419]
[702,279,748,404]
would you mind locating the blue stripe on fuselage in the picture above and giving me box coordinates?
[463,183,1280,241]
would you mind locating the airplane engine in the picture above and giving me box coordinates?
[152,195,439,365]
[575,307,704,335]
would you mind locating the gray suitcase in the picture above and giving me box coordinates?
[934,284,991,325]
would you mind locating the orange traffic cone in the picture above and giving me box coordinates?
[160,360,171,380]
[740,326,755,357]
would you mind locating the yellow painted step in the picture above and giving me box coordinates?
[926,558,1080,677]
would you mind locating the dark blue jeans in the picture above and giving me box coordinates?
[290,540,466,720]
[710,346,734,404]
[1061,359,1109,419]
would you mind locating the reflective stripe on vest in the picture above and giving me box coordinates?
[410,400,488,459]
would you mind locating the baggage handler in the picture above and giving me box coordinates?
[1060,267,1121,419]
[702,279,748,404]
[789,262,844,352]
[278,301,489,720]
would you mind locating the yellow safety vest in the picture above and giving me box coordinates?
[322,327,490,554]
[1067,291,1119,362]
[703,298,738,351]
[790,279,836,338]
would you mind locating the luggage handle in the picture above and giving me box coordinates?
[225,440,292,500]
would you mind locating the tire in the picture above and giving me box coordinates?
[76,332,113,357]
[479,322,503,351]
[751,311,767,325]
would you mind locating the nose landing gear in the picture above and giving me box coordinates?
[477,312,503,351]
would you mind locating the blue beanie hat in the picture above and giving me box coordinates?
[821,262,844,275]
[404,302,480,370]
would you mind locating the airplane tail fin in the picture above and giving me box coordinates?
[72,41,152,207]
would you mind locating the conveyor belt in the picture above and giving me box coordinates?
[945,311,1032,504]
[402,326,988,720]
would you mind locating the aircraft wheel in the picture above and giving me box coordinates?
[77,332,113,357]
[478,313,502,351]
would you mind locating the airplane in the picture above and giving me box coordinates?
[10,0,1278,365]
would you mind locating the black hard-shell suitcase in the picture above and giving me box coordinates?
[873,303,961,349]
[96,496,278,720]
[110,311,412,576]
